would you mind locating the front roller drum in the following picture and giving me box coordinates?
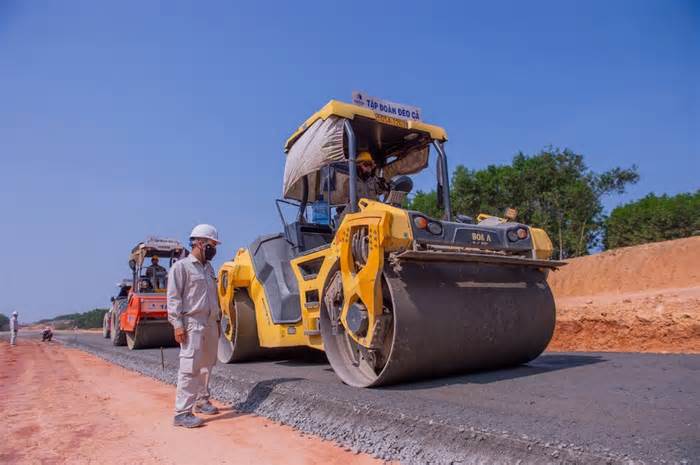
[321,260,556,387]
[126,320,177,350]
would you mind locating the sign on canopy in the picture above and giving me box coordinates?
[352,91,422,121]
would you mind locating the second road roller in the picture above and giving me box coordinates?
[217,96,564,387]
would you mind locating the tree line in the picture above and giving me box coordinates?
[36,308,109,329]
[408,147,697,259]
[0,308,109,330]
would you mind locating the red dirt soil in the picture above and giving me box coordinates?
[0,340,388,465]
[547,237,700,353]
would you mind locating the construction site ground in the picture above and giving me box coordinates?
[0,339,385,465]
[21,331,692,465]
[2,237,698,464]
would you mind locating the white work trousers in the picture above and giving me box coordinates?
[10,331,17,345]
[174,320,218,415]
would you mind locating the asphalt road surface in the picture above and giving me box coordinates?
[56,331,698,464]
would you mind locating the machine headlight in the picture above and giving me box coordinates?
[413,216,428,229]
[427,221,443,235]
[507,227,529,242]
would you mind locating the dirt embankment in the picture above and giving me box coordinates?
[548,236,700,353]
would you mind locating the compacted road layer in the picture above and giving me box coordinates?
[56,331,698,464]
[0,338,385,465]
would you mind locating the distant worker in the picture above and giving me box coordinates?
[355,151,389,202]
[9,311,18,346]
[146,256,167,289]
[167,224,221,428]
[42,326,53,342]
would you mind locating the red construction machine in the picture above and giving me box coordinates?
[119,237,188,349]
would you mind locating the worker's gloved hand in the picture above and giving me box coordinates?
[174,327,187,344]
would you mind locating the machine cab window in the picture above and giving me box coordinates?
[128,237,188,294]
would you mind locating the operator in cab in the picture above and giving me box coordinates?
[355,151,389,202]
[146,256,167,289]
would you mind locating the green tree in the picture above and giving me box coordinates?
[40,308,109,329]
[409,190,442,218]
[604,191,700,248]
[408,147,639,258]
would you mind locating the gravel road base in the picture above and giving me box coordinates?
[59,334,633,465]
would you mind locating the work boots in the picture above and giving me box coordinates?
[194,401,220,415]
[173,413,204,428]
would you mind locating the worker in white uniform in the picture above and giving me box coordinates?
[167,224,221,428]
[9,311,18,346]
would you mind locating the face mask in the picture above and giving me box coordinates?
[358,166,372,180]
[204,244,217,261]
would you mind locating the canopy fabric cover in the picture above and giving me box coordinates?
[129,237,187,267]
[283,116,345,202]
[282,116,431,202]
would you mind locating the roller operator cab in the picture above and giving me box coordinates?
[119,237,188,350]
[217,97,565,387]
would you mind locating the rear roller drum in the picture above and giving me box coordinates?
[320,260,556,387]
[217,291,267,363]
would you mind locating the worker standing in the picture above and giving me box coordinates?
[167,224,222,428]
[9,311,18,346]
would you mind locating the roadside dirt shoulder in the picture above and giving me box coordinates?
[548,237,700,353]
[0,340,385,465]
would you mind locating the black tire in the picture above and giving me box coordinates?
[111,312,126,346]
[102,313,111,339]
[217,290,266,363]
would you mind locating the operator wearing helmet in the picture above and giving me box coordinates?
[355,151,389,202]
[146,256,167,289]
[167,224,221,428]
[9,311,18,346]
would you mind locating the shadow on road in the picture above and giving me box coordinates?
[385,354,606,390]
[203,406,244,424]
[235,377,303,412]
[274,351,328,367]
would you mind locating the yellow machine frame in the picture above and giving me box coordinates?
[218,199,414,351]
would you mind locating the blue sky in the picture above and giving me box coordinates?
[1,0,697,321]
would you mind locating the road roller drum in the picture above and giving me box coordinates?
[320,257,556,387]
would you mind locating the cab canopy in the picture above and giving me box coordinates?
[282,100,447,202]
[128,237,187,268]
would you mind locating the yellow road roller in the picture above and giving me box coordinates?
[217,98,563,387]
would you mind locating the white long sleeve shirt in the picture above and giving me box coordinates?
[166,255,220,331]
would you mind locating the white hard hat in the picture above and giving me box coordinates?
[189,224,220,244]
[12,311,18,316]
